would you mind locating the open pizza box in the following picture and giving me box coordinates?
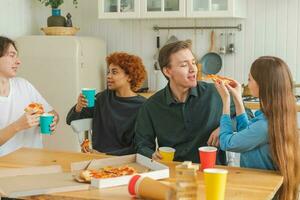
[0,165,89,198]
[71,154,169,189]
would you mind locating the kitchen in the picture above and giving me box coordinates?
[0,0,300,199]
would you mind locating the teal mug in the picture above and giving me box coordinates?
[40,113,54,134]
[82,88,96,108]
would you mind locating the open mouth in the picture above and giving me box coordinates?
[188,75,196,80]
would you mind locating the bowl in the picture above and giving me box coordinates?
[41,27,80,36]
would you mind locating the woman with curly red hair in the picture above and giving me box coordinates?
[67,52,147,155]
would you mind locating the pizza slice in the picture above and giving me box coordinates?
[24,103,44,114]
[79,165,137,182]
[80,170,93,182]
[204,74,233,85]
[81,139,90,149]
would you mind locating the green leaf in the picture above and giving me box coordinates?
[37,0,78,8]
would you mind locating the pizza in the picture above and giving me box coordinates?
[79,165,137,182]
[204,74,233,85]
[24,103,44,114]
[81,139,90,149]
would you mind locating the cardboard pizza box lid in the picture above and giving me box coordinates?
[0,165,89,198]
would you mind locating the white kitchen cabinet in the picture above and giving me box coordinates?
[186,0,246,18]
[140,0,185,18]
[98,0,140,19]
[98,0,246,19]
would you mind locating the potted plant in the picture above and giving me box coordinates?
[38,0,78,27]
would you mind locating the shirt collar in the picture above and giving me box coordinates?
[165,84,198,105]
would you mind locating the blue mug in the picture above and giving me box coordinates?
[40,114,54,134]
[82,88,96,108]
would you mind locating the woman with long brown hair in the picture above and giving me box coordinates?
[216,56,300,200]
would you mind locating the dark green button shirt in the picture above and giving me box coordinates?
[134,81,236,163]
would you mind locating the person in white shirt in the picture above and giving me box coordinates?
[0,36,59,156]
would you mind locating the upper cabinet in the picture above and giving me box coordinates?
[140,0,185,18]
[98,0,140,18]
[187,0,246,18]
[98,0,246,19]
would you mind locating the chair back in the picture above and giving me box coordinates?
[70,118,93,146]
[71,118,93,133]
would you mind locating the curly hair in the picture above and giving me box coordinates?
[106,52,147,92]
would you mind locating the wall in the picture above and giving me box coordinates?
[41,0,300,91]
[0,0,36,38]
[2,0,296,151]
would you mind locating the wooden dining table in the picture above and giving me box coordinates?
[0,147,283,200]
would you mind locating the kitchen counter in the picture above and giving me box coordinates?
[244,102,300,112]
[139,92,300,112]
[0,148,283,200]
[244,102,261,110]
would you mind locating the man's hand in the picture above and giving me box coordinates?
[152,150,162,160]
[207,127,220,147]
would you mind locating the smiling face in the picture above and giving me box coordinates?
[163,48,198,89]
[0,44,21,78]
[106,63,131,91]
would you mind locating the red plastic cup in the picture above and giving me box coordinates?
[198,146,217,171]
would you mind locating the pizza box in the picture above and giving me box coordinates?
[0,165,89,198]
[71,154,169,188]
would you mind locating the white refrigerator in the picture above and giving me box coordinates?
[16,36,107,152]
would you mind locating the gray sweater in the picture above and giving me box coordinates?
[66,89,146,155]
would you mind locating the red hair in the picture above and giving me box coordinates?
[106,52,147,91]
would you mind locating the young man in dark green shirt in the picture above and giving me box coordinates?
[134,40,238,164]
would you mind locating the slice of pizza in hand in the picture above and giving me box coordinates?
[204,74,233,85]
[24,103,44,114]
